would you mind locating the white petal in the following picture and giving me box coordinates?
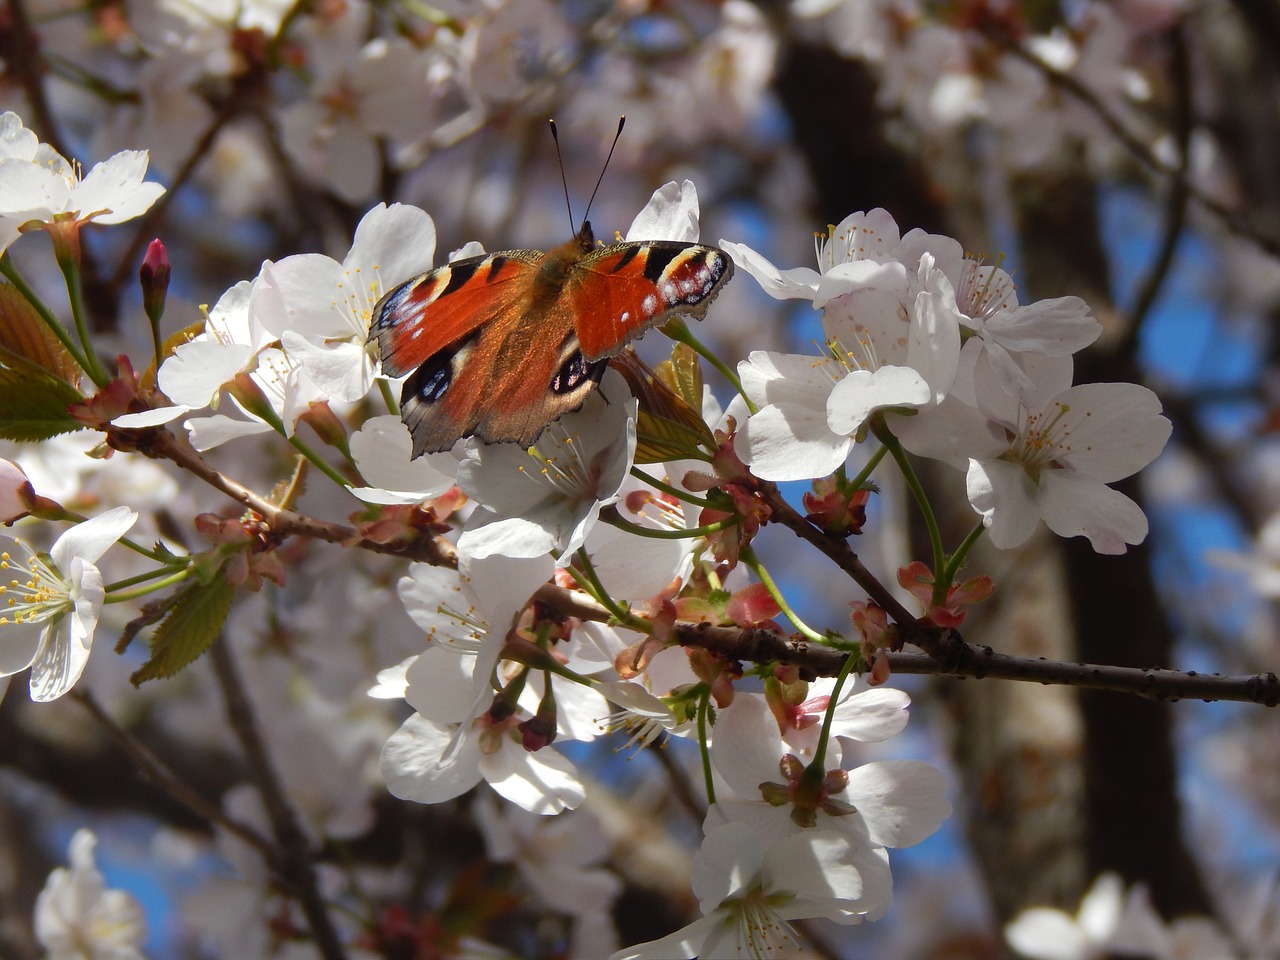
[719,240,820,300]
[75,150,165,223]
[842,760,951,847]
[1051,382,1171,482]
[1005,907,1091,960]
[349,415,456,501]
[347,202,436,287]
[608,915,718,960]
[50,506,137,568]
[1038,472,1149,554]
[967,459,1041,550]
[280,331,373,403]
[184,414,274,450]
[480,744,584,814]
[627,180,700,243]
[762,830,865,911]
[826,365,931,435]
[889,396,1005,470]
[0,620,43,676]
[158,339,254,408]
[711,693,788,796]
[381,714,482,804]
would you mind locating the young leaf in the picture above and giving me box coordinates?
[0,368,86,441]
[131,576,235,684]
[0,282,82,383]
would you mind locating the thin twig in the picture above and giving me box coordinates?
[70,689,276,856]
[141,426,455,567]
[211,639,349,960]
[999,30,1280,259]
[1119,22,1193,353]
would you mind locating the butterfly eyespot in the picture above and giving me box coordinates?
[550,352,606,395]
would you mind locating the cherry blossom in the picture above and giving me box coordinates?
[610,822,868,960]
[0,112,165,257]
[893,349,1172,553]
[457,370,637,562]
[0,507,137,702]
[34,829,147,960]
[256,202,437,404]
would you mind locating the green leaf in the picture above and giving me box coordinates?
[0,368,85,441]
[131,576,235,684]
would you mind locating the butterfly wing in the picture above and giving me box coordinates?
[370,250,551,456]
[371,252,540,377]
[567,241,734,360]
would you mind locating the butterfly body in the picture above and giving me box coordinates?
[370,221,733,457]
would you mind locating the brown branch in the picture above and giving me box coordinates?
[211,639,348,960]
[535,580,1280,705]
[753,479,943,651]
[141,426,455,567]
[1118,22,1192,354]
[70,689,275,857]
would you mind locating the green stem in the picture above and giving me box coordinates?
[629,466,717,510]
[740,545,827,643]
[697,689,716,805]
[570,549,649,632]
[663,318,756,414]
[106,568,192,602]
[105,565,189,593]
[848,442,890,489]
[0,254,95,383]
[808,648,863,774]
[247,396,351,488]
[377,377,399,415]
[873,417,945,578]
[603,510,741,541]
[941,521,988,589]
[56,254,111,388]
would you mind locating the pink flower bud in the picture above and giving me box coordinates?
[139,238,171,324]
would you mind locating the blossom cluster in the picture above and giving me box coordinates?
[0,0,1201,945]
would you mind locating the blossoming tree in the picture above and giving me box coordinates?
[0,2,1278,959]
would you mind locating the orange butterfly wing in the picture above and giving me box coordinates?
[369,235,734,457]
[568,241,734,359]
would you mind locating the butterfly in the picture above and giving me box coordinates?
[369,219,734,458]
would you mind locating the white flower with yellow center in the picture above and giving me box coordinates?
[0,507,137,702]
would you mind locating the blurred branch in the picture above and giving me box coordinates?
[70,689,275,857]
[3,0,71,160]
[1118,22,1193,356]
[998,29,1280,259]
[212,639,348,960]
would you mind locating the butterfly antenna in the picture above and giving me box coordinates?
[549,119,575,232]
[581,116,626,230]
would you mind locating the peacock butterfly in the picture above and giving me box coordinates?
[368,122,733,458]
[369,224,733,458]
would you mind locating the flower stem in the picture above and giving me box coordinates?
[377,377,399,415]
[570,548,649,632]
[662,318,756,414]
[630,466,717,509]
[941,521,988,591]
[848,442,890,489]
[740,545,827,643]
[55,253,111,388]
[808,647,863,775]
[106,568,192,602]
[0,254,97,385]
[873,416,945,581]
[697,688,716,805]
[603,509,740,541]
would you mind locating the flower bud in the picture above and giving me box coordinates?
[139,238,171,325]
